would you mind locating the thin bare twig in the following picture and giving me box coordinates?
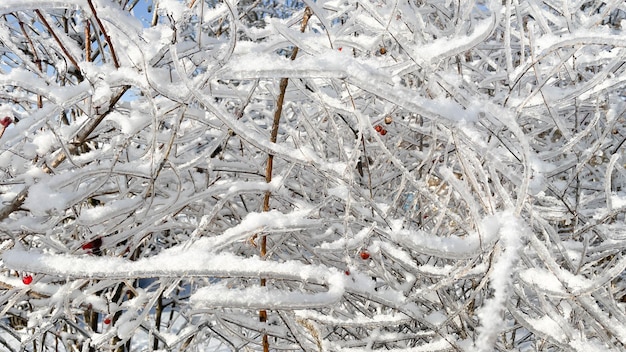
[35,10,80,72]
[45,85,130,171]
[87,0,120,68]
[0,85,130,222]
[258,7,312,352]
[18,20,43,108]
[85,20,91,62]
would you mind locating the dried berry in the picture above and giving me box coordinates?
[0,116,12,128]
[82,237,103,251]
[374,125,383,132]
[384,115,393,124]
[379,47,387,55]
[380,129,387,136]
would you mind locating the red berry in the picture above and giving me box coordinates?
[338,47,343,51]
[103,317,111,325]
[359,251,370,260]
[374,125,383,132]
[380,129,387,136]
[0,116,12,128]
[82,237,103,250]
[22,275,33,285]
[344,270,350,276]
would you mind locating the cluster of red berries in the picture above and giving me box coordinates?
[344,250,372,276]
[373,115,393,136]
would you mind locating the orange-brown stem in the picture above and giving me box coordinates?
[258,8,312,352]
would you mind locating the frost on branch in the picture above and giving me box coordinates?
[0,0,626,351]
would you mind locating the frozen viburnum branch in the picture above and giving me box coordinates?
[0,0,625,351]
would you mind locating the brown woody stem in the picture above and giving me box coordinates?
[259,7,312,352]
[35,10,80,72]
[87,0,120,68]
